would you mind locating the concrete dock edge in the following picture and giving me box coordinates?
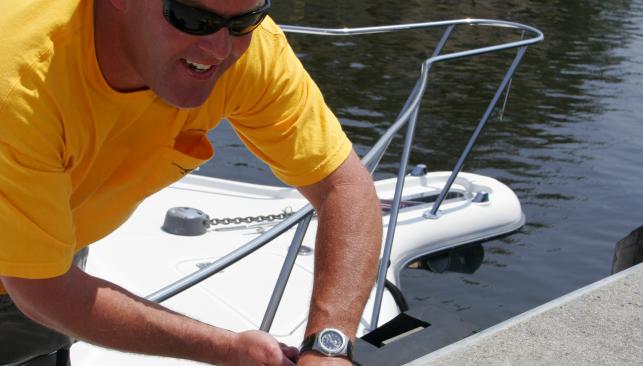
[404,262,643,365]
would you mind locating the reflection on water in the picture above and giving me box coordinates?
[200,0,643,328]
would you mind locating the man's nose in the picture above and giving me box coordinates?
[195,28,232,60]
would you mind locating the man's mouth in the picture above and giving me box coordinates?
[184,59,214,73]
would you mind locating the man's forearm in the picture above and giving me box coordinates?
[307,185,381,338]
[298,152,383,340]
[4,267,233,365]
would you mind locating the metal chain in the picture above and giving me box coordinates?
[209,207,294,226]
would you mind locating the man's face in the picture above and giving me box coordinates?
[118,0,263,108]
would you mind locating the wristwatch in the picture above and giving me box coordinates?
[299,328,353,361]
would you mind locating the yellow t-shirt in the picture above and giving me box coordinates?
[0,0,352,292]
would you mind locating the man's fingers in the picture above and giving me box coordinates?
[277,349,297,366]
[280,357,296,366]
[279,342,299,363]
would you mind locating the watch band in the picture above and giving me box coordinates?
[300,333,315,350]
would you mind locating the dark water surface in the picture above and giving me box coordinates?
[198,1,643,329]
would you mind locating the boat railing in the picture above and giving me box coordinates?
[146,19,544,334]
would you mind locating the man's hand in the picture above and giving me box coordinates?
[225,330,298,366]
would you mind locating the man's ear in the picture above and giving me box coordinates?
[109,0,128,11]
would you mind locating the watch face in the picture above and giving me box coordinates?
[319,330,344,352]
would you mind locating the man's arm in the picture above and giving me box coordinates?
[1,267,297,365]
[296,151,383,366]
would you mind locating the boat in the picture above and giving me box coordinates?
[71,19,543,366]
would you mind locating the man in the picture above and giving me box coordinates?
[0,0,382,365]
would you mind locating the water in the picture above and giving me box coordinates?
[197,1,643,329]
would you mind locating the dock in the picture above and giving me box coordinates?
[404,262,643,366]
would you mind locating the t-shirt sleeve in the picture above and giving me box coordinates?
[0,80,76,280]
[223,17,352,187]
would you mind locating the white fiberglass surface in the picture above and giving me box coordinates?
[72,172,523,365]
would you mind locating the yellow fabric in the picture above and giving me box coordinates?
[0,0,352,293]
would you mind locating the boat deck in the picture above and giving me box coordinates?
[404,262,643,366]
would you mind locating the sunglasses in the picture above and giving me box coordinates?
[162,0,271,36]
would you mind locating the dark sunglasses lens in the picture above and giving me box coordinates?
[166,1,225,35]
[228,12,268,35]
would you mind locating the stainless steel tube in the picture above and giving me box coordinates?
[260,213,313,332]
